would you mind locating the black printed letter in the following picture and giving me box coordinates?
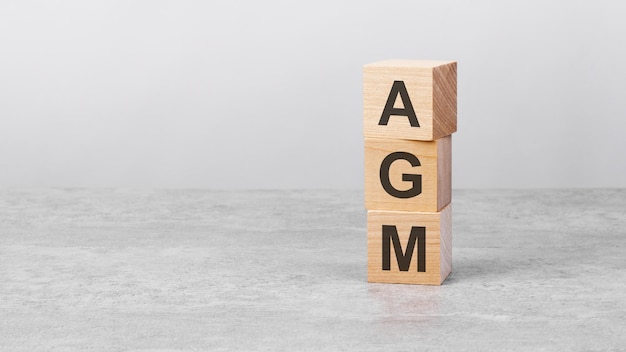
[382,225,426,272]
[379,152,422,199]
[378,81,419,127]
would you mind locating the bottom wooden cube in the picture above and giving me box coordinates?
[367,204,451,285]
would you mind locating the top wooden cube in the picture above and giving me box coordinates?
[364,60,457,141]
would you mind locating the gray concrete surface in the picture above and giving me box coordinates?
[1,189,625,351]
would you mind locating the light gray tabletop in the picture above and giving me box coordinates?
[1,189,625,351]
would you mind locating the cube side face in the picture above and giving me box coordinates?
[439,204,452,283]
[432,62,458,139]
[363,65,434,141]
[367,207,450,285]
[437,135,452,210]
[365,138,447,212]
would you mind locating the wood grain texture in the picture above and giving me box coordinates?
[364,60,457,141]
[433,62,457,139]
[437,133,452,211]
[364,135,451,212]
[367,204,452,285]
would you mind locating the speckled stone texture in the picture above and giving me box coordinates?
[1,189,625,351]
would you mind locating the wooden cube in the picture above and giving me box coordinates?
[364,60,457,141]
[364,135,451,212]
[367,204,452,285]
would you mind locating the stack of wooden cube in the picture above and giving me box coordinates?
[363,60,457,285]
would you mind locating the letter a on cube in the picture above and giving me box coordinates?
[364,60,457,141]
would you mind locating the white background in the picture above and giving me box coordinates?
[1,0,624,189]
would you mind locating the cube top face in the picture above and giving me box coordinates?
[367,205,452,285]
[365,59,452,69]
[364,60,457,141]
[364,136,451,213]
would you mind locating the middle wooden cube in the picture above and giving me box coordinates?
[364,135,451,212]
